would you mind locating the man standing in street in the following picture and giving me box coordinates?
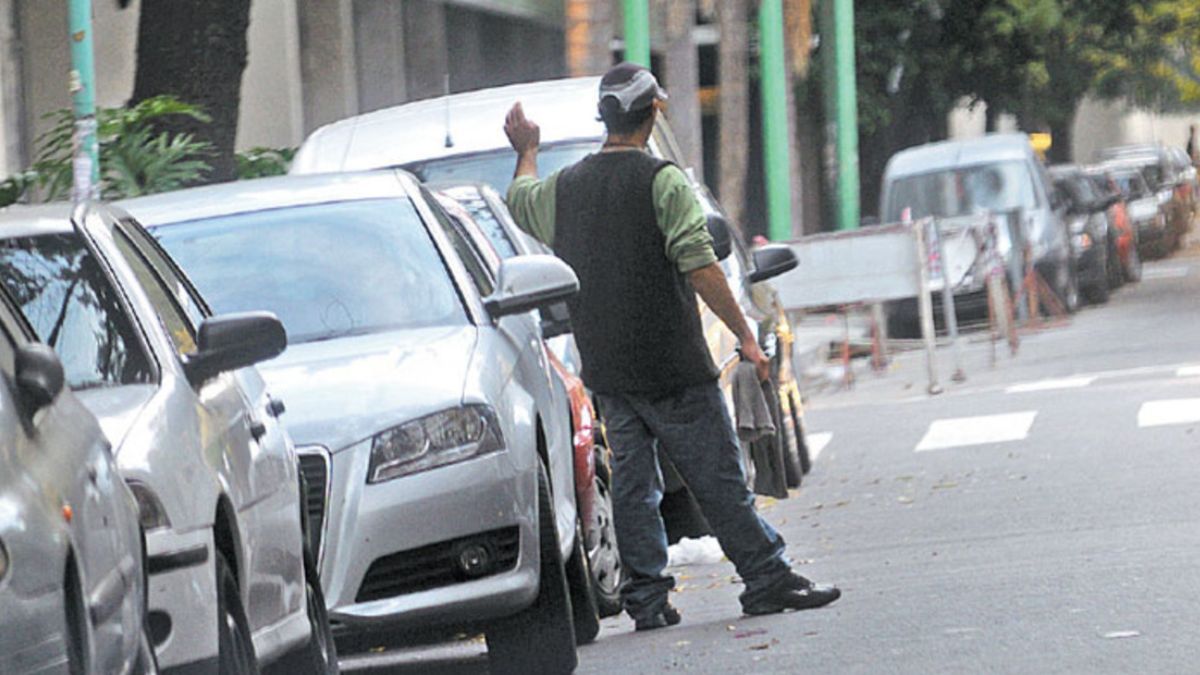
[503,63,840,631]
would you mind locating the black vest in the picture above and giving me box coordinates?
[553,151,718,394]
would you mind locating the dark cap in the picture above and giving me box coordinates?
[599,62,668,113]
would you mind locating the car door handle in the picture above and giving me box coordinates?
[87,464,98,484]
[266,396,286,418]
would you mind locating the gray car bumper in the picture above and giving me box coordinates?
[320,441,540,633]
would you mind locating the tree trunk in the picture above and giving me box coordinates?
[131,0,252,183]
[661,0,703,181]
[717,0,749,230]
[1048,107,1076,164]
[565,0,613,76]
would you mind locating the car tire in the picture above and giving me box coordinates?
[1125,245,1143,283]
[216,552,259,674]
[587,446,623,618]
[266,549,337,674]
[565,522,601,645]
[64,557,88,675]
[486,463,578,675]
[789,392,813,475]
[1106,238,1125,290]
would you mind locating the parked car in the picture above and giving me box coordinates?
[0,283,153,675]
[1103,163,1172,259]
[1050,165,1113,304]
[0,203,335,674]
[290,77,812,489]
[434,186,622,621]
[1166,145,1199,211]
[880,133,1077,330]
[127,171,589,674]
[1100,144,1189,249]
[1082,166,1142,283]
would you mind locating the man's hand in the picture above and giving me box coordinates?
[740,337,771,383]
[504,102,540,155]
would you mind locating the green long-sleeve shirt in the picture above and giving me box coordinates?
[506,159,717,273]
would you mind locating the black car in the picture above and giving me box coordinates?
[1050,165,1112,305]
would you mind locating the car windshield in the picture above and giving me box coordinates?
[1112,171,1148,199]
[406,141,600,195]
[1055,175,1099,210]
[0,233,153,389]
[886,160,1039,222]
[153,198,467,344]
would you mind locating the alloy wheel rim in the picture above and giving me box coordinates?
[587,474,622,595]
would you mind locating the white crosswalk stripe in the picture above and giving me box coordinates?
[1176,366,1200,378]
[915,412,1038,452]
[1006,377,1095,394]
[1137,399,1200,428]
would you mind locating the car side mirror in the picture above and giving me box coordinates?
[706,214,733,262]
[485,255,579,318]
[749,244,798,284]
[15,343,65,412]
[184,311,287,386]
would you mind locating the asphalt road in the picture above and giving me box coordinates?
[343,246,1200,674]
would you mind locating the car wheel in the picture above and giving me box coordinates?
[64,557,88,675]
[1106,238,1125,290]
[790,392,812,475]
[565,522,601,645]
[216,552,259,674]
[586,446,622,618]
[1125,245,1143,283]
[486,463,578,675]
[266,549,337,674]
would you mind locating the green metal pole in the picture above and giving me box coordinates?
[832,0,860,230]
[622,0,650,67]
[759,0,793,241]
[68,0,99,203]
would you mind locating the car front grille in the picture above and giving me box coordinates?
[296,447,330,559]
[355,527,520,603]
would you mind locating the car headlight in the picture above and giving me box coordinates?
[368,405,505,484]
[0,538,8,582]
[126,481,171,531]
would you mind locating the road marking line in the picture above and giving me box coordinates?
[1137,399,1200,428]
[807,432,832,461]
[1006,377,1096,394]
[1177,366,1200,378]
[1142,266,1190,280]
[915,412,1037,452]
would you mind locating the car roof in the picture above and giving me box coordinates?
[120,169,413,226]
[883,134,1035,179]
[0,202,82,238]
[292,77,605,175]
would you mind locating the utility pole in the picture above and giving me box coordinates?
[622,0,650,66]
[759,0,793,241]
[820,0,860,230]
[68,0,98,202]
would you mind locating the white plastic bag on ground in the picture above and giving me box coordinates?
[666,536,725,568]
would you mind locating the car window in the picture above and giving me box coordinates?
[153,198,467,344]
[454,192,519,259]
[0,233,154,389]
[118,219,207,327]
[423,192,496,297]
[112,228,198,357]
[886,160,1040,222]
[405,141,599,194]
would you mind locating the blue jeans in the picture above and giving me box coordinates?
[596,380,792,618]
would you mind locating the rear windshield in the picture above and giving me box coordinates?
[405,141,600,195]
[885,160,1039,223]
[153,198,467,344]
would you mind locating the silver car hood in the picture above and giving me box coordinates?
[260,325,478,453]
[74,384,157,451]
